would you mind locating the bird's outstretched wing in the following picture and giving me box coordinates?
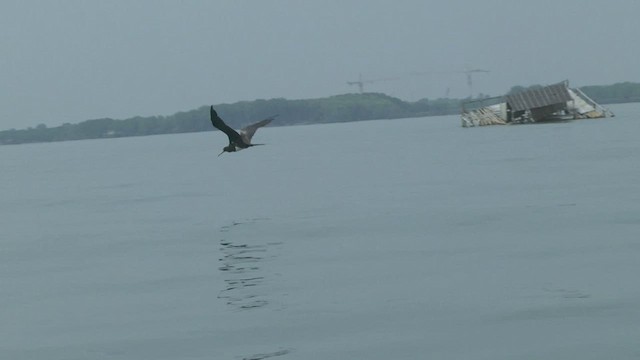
[210,106,242,144]
[240,115,276,143]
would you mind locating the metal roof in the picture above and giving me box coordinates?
[505,82,572,112]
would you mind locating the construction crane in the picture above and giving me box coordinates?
[347,73,402,93]
[461,68,490,98]
[388,68,490,98]
[347,68,490,98]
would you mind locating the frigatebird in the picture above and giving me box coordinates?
[209,106,275,156]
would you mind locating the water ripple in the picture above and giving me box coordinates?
[217,218,281,311]
[241,348,292,360]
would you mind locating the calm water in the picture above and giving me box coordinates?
[2,103,640,359]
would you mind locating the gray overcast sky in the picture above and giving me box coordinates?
[1,0,638,129]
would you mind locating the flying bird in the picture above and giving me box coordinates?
[209,106,275,156]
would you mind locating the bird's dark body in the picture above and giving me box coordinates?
[209,106,274,155]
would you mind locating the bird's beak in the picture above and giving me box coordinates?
[218,150,225,157]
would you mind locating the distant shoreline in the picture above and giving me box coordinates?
[2,82,639,146]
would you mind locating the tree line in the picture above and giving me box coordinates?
[579,82,640,104]
[0,93,460,145]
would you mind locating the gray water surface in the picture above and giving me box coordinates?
[2,103,640,359]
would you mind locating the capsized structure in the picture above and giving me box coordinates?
[461,80,614,127]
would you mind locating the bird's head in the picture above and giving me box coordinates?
[218,145,236,156]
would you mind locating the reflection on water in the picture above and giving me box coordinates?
[241,349,292,360]
[217,218,281,311]
[217,218,293,359]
